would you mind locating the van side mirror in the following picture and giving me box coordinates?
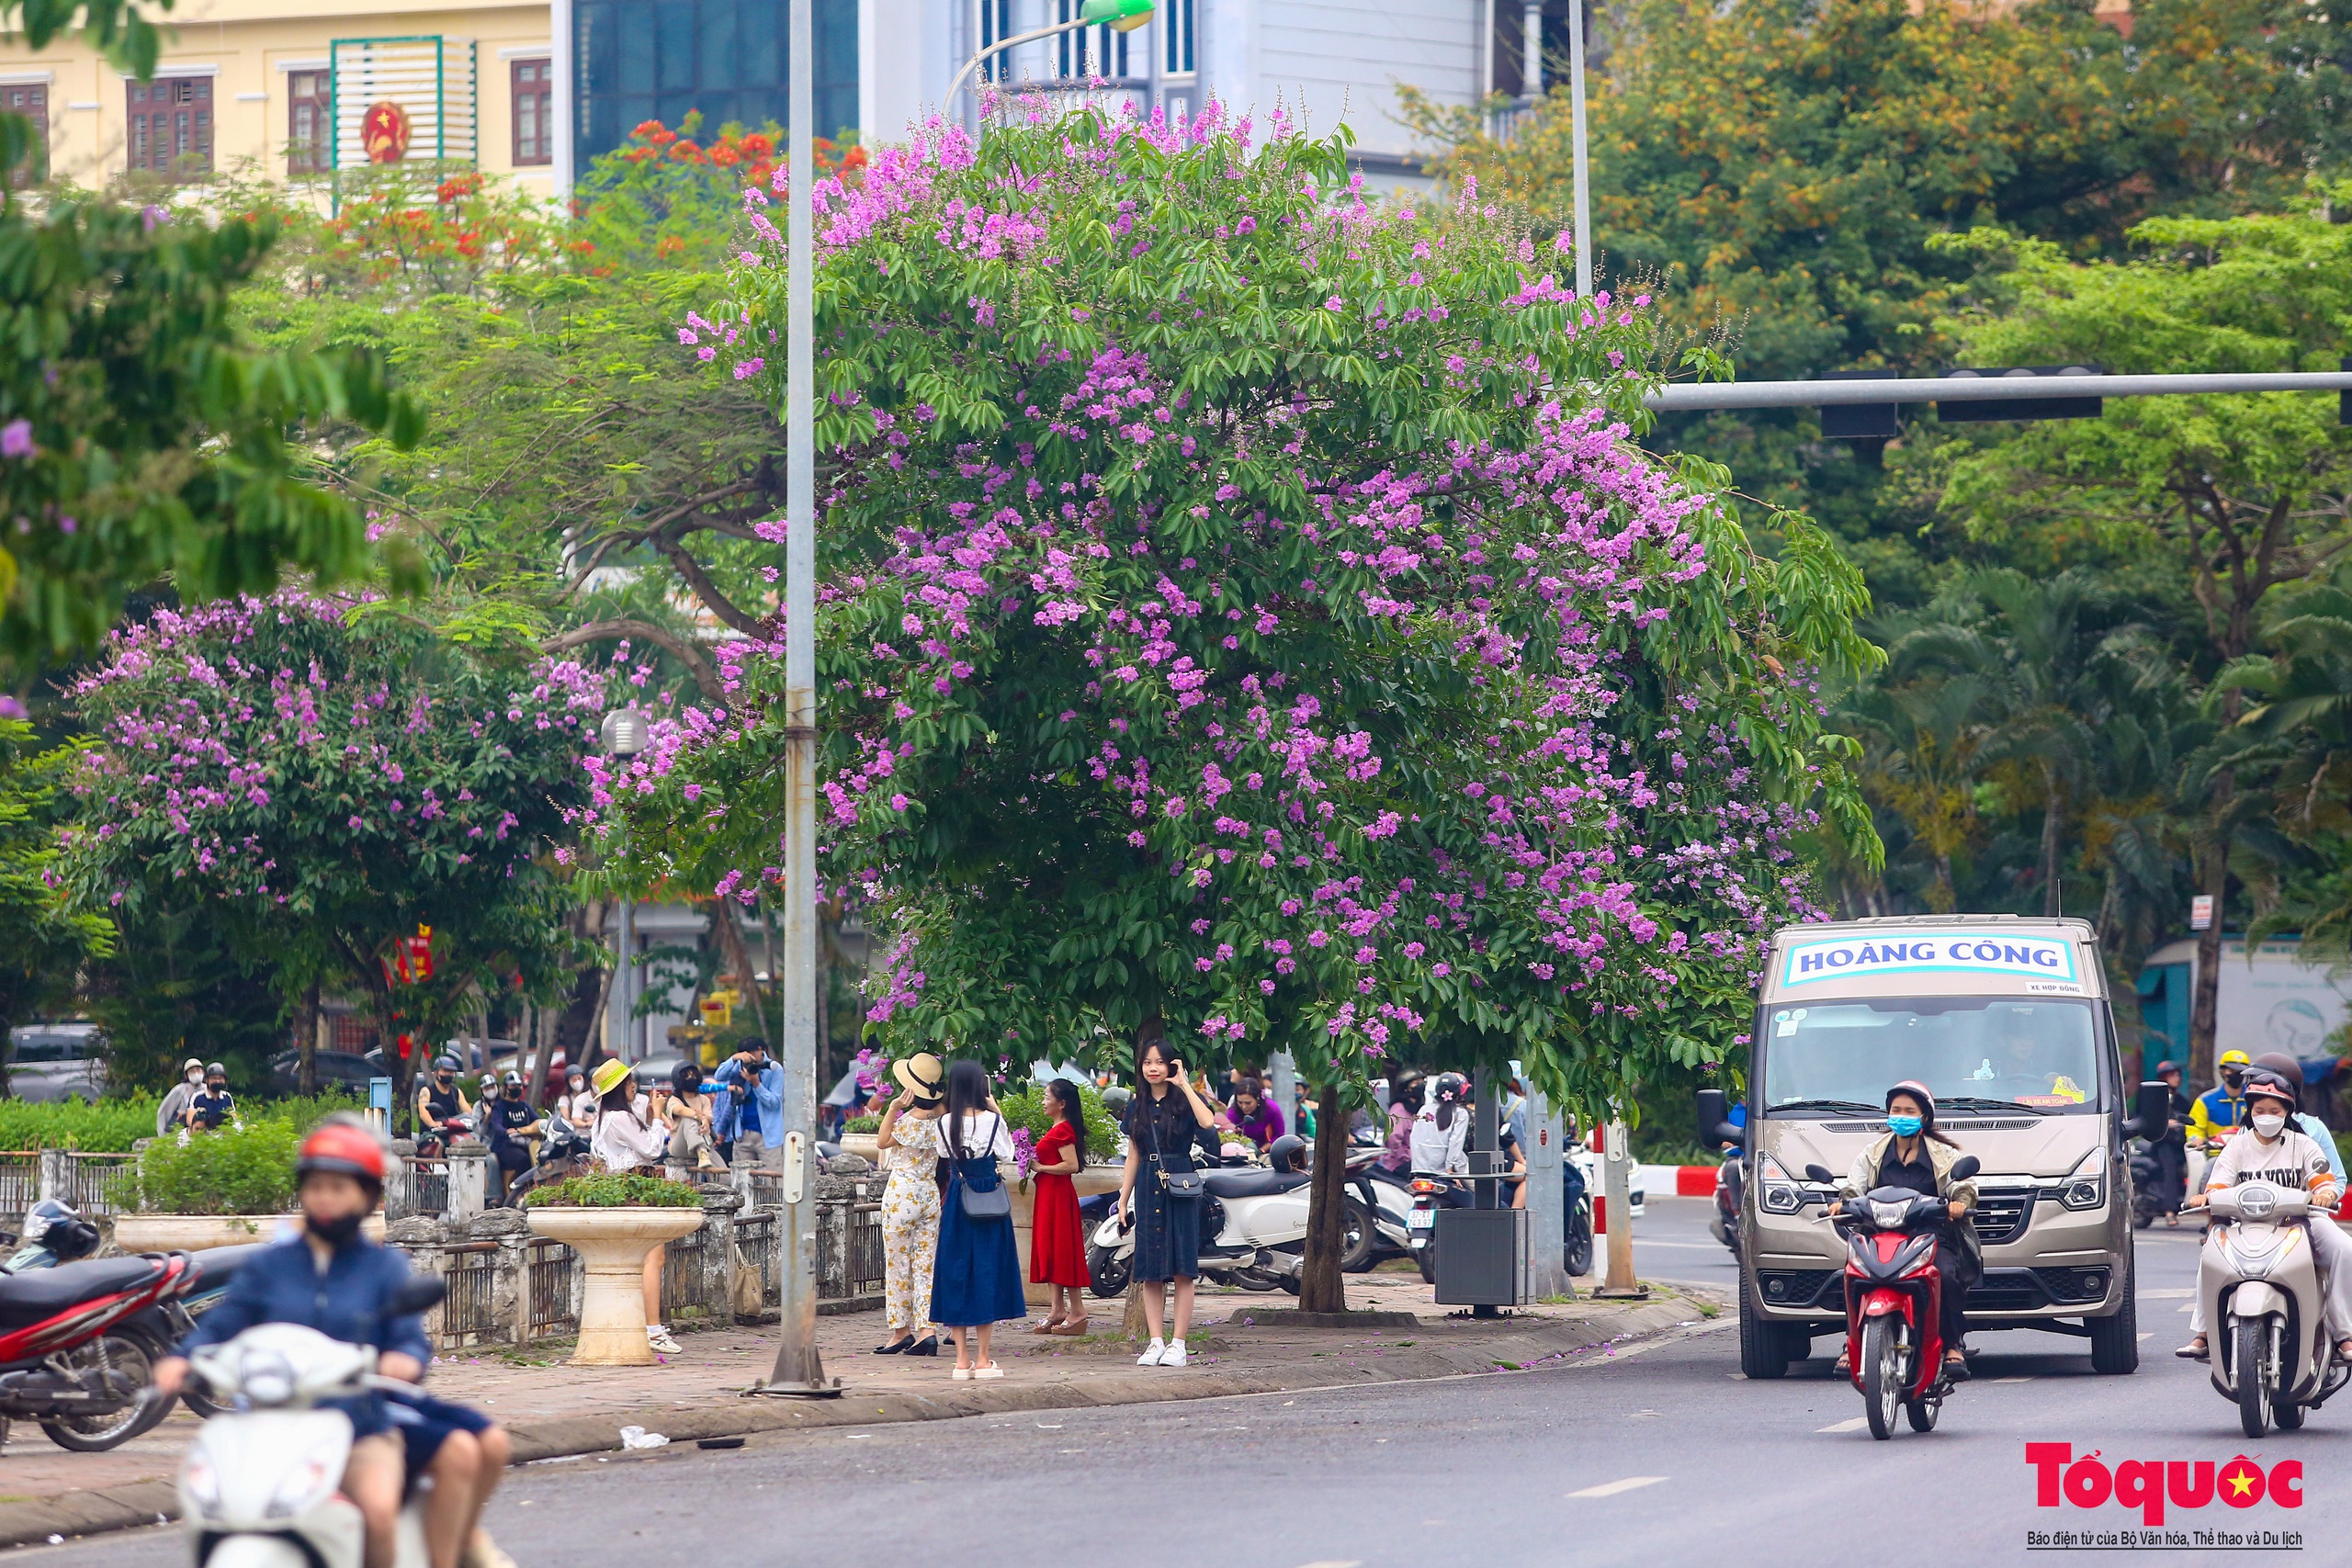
[1804,1163,1836,1185]
[2118,1081,2172,1143]
[1694,1089,1742,1150]
[1950,1155,1981,1180]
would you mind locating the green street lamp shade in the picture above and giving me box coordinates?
[1080,0,1154,32]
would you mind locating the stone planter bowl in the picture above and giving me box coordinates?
[525,1206,707,1365]
[113,1213,387,1253]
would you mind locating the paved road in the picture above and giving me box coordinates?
[26,1201,2341,1568]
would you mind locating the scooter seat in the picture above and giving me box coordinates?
[182,1244,268,1299]
[0,1257,160,1329]
[1203,1168,1312,1201]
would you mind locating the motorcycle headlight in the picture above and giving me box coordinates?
[181,1454,224,1522]
[265,1456,333,1520]
[2235,1183,2278,1221]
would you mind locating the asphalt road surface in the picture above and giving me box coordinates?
[27,1200,2339,1568]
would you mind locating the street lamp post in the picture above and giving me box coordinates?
[947,0,1153,121]
[598,708,649,1066]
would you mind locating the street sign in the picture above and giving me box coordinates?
[2191,895,2215,931]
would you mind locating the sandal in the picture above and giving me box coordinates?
[972,1363,1004,1380]
[2177,1339,2209,1361]
[1031,1315,1065,1335]
[1050,1316,1090,1337]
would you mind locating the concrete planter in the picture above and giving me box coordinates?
[837,1133,881,1164]
[112,1213,386,1252]
[1010,1163,1124,1309]
[525,1207,707,1365]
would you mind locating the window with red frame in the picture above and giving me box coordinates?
[512,58,552,165]
[127,74,211,176]
[288,69,329,175]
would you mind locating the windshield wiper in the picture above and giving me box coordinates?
[1770,1099,1883,1116]
[1940,1097,2044,1115]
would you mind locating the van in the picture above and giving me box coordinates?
[6,1021,106,1103]
[1697,916,2170,1380]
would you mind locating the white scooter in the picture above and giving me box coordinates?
[2200,1180,2352,1438]
[179,1274,447,1568]
[1086,1136,1372,1296]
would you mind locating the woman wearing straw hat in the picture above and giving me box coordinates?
[587,1059,682,1355]
[874,1052,945,1357]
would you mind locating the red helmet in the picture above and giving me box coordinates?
[298,1121,388,1185]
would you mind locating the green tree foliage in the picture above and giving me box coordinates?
[0,718,109,1089]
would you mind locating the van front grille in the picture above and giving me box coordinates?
[1964,1269,2050,1313]
[1971,1191,2032,1243]
[1756,1269,1840,1310]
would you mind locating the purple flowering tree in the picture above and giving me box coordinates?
[62,594,604,1122]
[605,102,1876,1309]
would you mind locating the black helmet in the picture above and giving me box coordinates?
[204,1061,226,1078]
[671,1060,705,1094]
[2242,1069,2299,1114]
[1432,1072,1470,1107]
[1266,1134,1308,1173]
[2253,1053,2305,1089]
[501,1069,524,1089]
[2154,1059,2183,1078]
[434,1055,459,1074]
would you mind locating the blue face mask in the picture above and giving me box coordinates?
[1887,1113,1924,1138]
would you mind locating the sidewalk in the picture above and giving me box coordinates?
[0,1266,1722,1548]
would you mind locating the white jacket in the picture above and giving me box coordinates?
[1410,1105,1471,1175]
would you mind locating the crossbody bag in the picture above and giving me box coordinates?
[952,1113,1012,1222]
[1146,1098,1204,1201]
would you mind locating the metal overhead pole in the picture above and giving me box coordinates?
[757,0,836,1399]
[1567,0,1592,299]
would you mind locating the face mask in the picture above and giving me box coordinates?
[2252,1112,2288,1139]
[187,1069,204,1084]
[308,1209,365,1246]
[1887,1113,1924,1138]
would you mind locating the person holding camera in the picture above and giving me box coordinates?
[712,1039,785,1169]
[1117,1037,1218,1368]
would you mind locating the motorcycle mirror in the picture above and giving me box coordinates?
[1950,1155,1981,1180]
[390,1275,448,1316]
[2119,1081,2172,1143]
[1803,1163,1836,1185]
[1693,1089,1743,1151]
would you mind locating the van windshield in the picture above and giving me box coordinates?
[1759,998,2104,1116]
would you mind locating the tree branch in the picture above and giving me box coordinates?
[542,618,728,704]
[648,532,773,638]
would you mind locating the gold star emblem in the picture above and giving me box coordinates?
[2224,1468,2257,1499]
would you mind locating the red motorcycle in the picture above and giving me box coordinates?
[0,1250,197,1450]
[1807,1155,1979,1440]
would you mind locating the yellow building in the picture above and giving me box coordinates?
[0,0,558,194]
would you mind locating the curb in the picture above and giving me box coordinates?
[0,1295,1717,1548]
[1633,1163,1722,1198]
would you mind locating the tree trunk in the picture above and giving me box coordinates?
[298,983,321,1096]
[2040,766,2064,919]
[1299,1083,1350,1314]
[714,901,772,1043]
[1121,1280,1154,1340]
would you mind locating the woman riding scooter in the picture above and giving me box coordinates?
[2175,1069,2352,1366]
[1828,1082,1980,1381]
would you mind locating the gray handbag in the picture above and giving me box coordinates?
[953,1113,1012,1222]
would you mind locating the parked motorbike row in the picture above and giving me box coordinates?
[0,1200,261,1451]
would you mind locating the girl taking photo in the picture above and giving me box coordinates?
[1028,1077,1092,1336]
[874,1053,944,1357]
[1117,1037,1218,1368]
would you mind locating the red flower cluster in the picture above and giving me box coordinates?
[617,119,863,192]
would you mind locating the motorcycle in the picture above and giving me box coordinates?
[502,1110,590,1203]
[0,1248,197,1451]
[2130,1141,2167,1231]
[1712,1156,1745,1258]
[1408,1162,1595,1282]
[1809,1155,1981,1441]
[1085,1137,1371,1297]
[1350,1153,1418,1273]
[180,1277,450,1568]
[2199,1179,2352,1438]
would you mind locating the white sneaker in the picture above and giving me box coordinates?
[647,1325,682,1354]
[1136,1337,1165,1366]
[1159,1341,1187,1369]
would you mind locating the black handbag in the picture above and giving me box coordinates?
[1147,1099,1204,1201]
[953,1113,1012,1222]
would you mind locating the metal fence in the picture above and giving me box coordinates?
[0,1153,38,1224]
[410,1158,450,1217]
[526,1237,577,1340]
[427,1243,503,1351]
[817,1201,886,1300]
[734,1212,780,1311]
[57,1153,134,1215]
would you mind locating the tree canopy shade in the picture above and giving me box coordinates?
[599,105,1874,1153]
[60,595,604,1116]
[0,717,110,1093]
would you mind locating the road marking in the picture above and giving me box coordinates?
[2140,1333,2154,1340]
[2143,1289,2193,1298]
[1569,1476,1668,1498]
[1816,1416,1868,1432]
[1991,1377,2032,1384]
[1291,1562,1363,1568]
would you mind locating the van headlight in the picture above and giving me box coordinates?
[2059,1149,2104,1212]
[1758,1154,1802,1214]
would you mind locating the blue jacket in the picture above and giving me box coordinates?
[178,1232,432,1436]
[712,1058,785,1145]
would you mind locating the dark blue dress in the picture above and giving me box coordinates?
[929,1112,1026,1327]
[1125,1090,1215,1283]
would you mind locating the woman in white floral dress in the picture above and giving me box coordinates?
[874,1054,944,1356]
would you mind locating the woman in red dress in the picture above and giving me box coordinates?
[1029,1078,1093,1335]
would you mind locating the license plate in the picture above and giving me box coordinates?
[1409,1210,1434,1229]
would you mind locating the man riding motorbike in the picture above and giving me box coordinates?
[413,1056,472,1155]
[2176,1069,2352,1366]
[2144,1060,2192,1224]
[1827,1081,1980,1380]
[2188,1049,2256,1143]
[153,1122,514,1568]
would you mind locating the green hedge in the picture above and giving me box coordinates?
[0,1092,366,1153]
[997,1081,1123,1166]
[111,1121,304,1215]
[522,1171,703,1208]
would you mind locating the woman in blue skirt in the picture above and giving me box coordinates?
[927,1059,1025,1379]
